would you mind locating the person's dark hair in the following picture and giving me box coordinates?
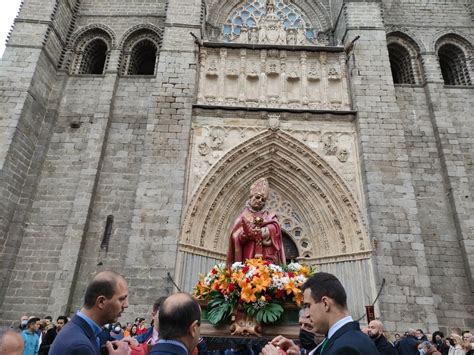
[417,329,424,334]
[45,316,52,321]
[153,296,168,313]
[302,272,347,308]
[462,330,471,335]
[158,294,201,340]
[432,331,444,341]
[26,317,40,328]
[83,277,117,308]
[56,316,68,324]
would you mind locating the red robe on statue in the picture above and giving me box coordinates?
[226,206,286,267]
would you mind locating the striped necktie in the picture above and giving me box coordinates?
[319,338,329,355]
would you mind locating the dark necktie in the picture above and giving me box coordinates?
[319,338,329,354]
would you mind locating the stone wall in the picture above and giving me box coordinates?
[395,85,474,329]
[0,0,472,331]
[0,0,79,312]
[336,1,439,332]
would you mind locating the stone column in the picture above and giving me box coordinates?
[122,0,202,316]
[337,0,438,331]
[0,0,80,312]
[421,51,474,292]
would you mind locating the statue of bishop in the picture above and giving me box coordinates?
[226,178,286,267]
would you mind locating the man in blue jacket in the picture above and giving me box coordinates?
[149,293,201,355]
[21,318,40,355]
[50,271,131,355]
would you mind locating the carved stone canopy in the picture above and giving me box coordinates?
[178,130,370,263]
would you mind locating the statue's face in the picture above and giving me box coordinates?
[249,194,266,211]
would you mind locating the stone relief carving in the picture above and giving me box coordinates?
[189,112,361,208]
[267,114,280,131]
[181,129,369,264]
[197,47,350,111]
[337,148,349,163]
[322,133,338,156]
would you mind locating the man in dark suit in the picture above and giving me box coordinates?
[302,272,378,355]
[39,316,68,355]
[367,320,398,355]
[396,329,419,355]
[50,271,130,355]
[261,272,378,355]
[149,293,201,355]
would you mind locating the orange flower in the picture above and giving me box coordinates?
[253,274,272,293]
[284,280,300,295]
[293,291,304,306]
[194,281,209,297]
[240,284,257,303]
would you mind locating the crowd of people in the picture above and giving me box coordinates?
[0,271,472,355]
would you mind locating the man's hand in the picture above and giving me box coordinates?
[270,335,298,351]
[261,343,283,355]
[121,336,138,347]
[106,340,130,355]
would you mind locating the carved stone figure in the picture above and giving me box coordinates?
[286,28,297,45]
[297,28,307,45]
[322,133,338,155]
[249,27,259,44]
[226,178,286,266]
[337,148,349,162]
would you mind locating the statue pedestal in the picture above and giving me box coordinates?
[199,301,299,339]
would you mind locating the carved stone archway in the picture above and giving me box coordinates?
[176,129,375,317]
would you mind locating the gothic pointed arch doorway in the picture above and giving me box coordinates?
[176,129,376,319]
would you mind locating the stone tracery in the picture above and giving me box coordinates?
[205,0,331,45]
[222,0,317,45]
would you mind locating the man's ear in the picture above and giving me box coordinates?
[96,295,107,310]
[321,296,331,312]
[189,320,200,338]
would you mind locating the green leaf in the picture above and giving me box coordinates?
[207,301,233,325]
[256,303,284,324]
[208,296,225,308]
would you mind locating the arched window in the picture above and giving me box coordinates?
[79,39,108,75]
[388,42,416,84]
[222,0,316,44]
[438,43,471,85]
[69,27,113,75]
[120,27,162,76]
[128,39,158,75]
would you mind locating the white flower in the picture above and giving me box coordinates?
[287,262,302,272]
[271,276,288,290]
[269,264,283,273]
[231,262,244,271]
[245,266,257,279]
[295,274,307,284]
[253,299,267,309]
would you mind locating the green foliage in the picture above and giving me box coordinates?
[207,296,234,325]
[255,303,284,324]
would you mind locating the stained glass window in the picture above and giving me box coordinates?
[223,0,315,42]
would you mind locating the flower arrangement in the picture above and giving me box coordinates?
[194,258,317,325]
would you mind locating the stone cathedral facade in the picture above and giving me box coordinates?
[0,0,473,332]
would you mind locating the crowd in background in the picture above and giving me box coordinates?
[4,311,472,355]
